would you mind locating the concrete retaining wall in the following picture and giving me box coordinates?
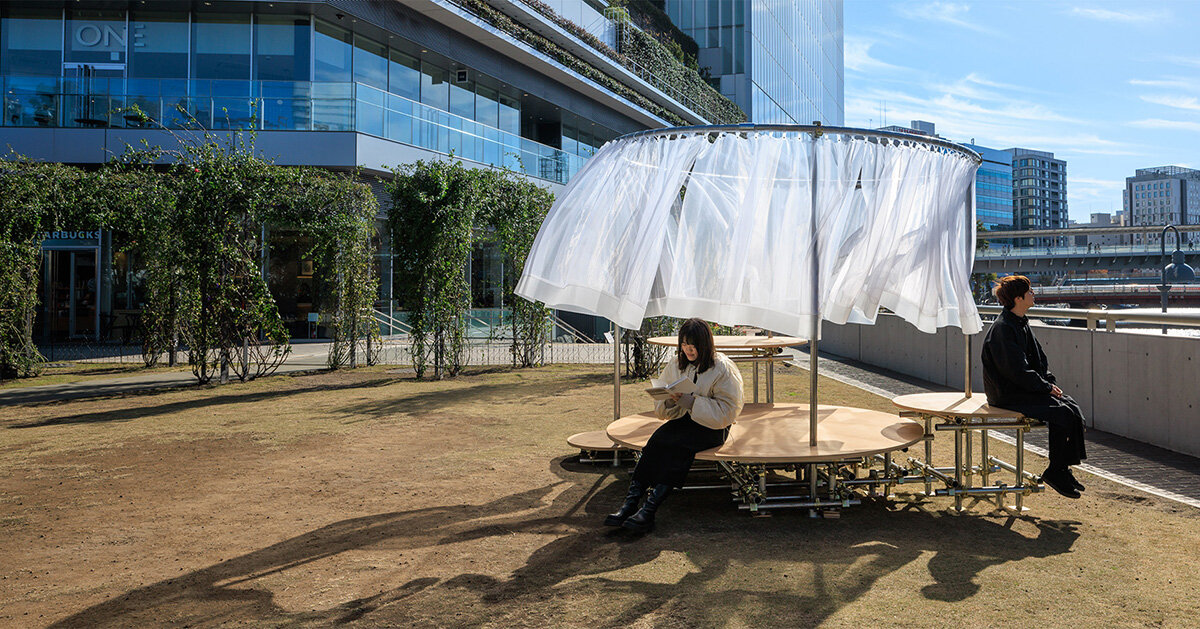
[819,314,1200,458]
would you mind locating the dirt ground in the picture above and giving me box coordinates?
[1,363,1198,628]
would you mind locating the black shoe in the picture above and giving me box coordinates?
[622,483,671,533]
[1067,469,1086,492]
[1041,468,1081,499]
[604,480,647,527]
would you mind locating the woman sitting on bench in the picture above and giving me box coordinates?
[605,318,745,533]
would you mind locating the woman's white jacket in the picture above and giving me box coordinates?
[653,351,745,429]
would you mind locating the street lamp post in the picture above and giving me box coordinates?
[1158,224,1196,334]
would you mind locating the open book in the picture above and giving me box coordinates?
[644,374,697,401]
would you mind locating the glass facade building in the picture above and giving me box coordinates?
[0,0,686,344]
[664,0,844,124]
[0,5,620,185]
[963,143,1014,232]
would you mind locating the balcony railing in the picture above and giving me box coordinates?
[1,76,587,184]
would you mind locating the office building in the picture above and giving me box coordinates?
[962,142,1014,233]
[0,0,740,342]
[1124,166,1200,246]
[663,0,844,124]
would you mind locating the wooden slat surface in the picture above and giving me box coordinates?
[646,335,807,349]
[566,430,624,451]
[606,403,923,463]
[891,392,1024,418]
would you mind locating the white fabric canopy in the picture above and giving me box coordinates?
[516,128,983,338]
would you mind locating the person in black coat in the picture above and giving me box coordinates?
[981,275,1087,499]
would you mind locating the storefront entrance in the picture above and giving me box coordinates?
[37,242,100,342]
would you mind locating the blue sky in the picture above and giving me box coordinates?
[843,0,1200,222]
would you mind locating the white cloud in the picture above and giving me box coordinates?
[1069,7,1161,23]
[844,36,907,74]
[1167,55,1200,68]
[897,2,996,34]
[1130,77,1200,93]
[1129,119,1200,133]
[1140,95,1200,111]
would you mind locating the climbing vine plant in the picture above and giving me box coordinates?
[109,125,379,383]
[0,116,378,384]
[386,160,554,378]
[475,169,554,368]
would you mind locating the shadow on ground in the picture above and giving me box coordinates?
[49,457,1080,628]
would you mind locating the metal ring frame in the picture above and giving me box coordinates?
[614,123,983,166]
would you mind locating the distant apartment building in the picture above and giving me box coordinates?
[664,0,844,124]
[1123,166,1200,246]
[1009,148,1067,246]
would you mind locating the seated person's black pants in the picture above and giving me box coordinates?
[998,394,1087,471]
[632,414,728,488]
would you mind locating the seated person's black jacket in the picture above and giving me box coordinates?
[981,308,1056,405]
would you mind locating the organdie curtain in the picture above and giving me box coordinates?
[515,129,982,338]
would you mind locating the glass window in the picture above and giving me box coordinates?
[448,69,473,119]
[353,34,387,89]
[65,9,127,66]
[498,91,519,135]
[129,12,189,79]
[255,15,309,81]
[474,82,498,128]
[420,59,448,111]
[388,49,419,101]
[192,13,251,79]
[1,8,63,76]
[314,19,351,82]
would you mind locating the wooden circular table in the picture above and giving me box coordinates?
[891,392,1021,419]
[890,392,1041,513]
[606,403,923,464]
[646,335,806,349]
[646,335,807,403]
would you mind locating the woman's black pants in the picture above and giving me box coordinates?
[632,415,727,488]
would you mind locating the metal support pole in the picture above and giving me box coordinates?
[753,358,759,403]
[965,429,973,490]
[964,333,972,396]
[1016,427,1027,512]
[809,128,820,450]
[964,178,977,396]
[953,425,964,512]
[613,323,620,422]
[981,428,990,488]
[923,415,934,496]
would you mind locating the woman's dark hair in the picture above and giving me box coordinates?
[676,317,716,372]
[994,275,1032,309]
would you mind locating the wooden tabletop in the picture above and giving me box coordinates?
[891,392,1023,418]
[606,403,923,463]
[647,335,807,349]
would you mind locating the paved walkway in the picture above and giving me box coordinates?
[787,348,1200,509]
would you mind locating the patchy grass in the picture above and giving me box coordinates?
[0,363,1197,628]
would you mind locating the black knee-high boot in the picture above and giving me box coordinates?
[604,479,647,526]
[622,483,671,533]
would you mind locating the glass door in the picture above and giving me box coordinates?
[39,249,99,341]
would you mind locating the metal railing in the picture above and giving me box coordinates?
[978,243,1200,258]
[977,304,1200,332]
[1,76,588,185]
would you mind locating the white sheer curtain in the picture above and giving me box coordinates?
[515,130,982,338]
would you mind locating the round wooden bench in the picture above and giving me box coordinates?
[891,392,1046,513]
[566,430,628,466]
